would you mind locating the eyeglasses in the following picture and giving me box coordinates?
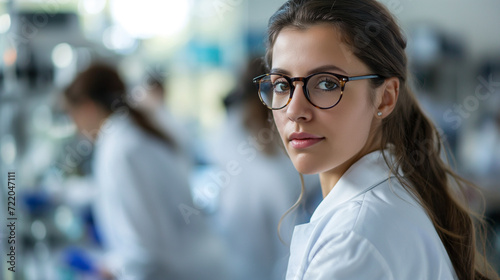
[253,72,381,110]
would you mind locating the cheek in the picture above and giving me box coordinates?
[324,95,375,150]
[339,99,372,126]
[336,112,372,144]
[70,109,88,132]
[271,92,376,175]
[272,110,287,141]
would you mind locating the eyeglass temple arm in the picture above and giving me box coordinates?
[253,74,269,83]
[347,74,381,81]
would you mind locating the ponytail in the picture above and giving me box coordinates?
[127,105,178,149]
[381,83,497,280]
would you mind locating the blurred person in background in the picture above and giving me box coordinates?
[460,61,500,272]
[63,63,231,280]
[131,71,195,166]
[210,58,321,280]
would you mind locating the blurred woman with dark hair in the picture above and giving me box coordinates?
[64,63,231,280]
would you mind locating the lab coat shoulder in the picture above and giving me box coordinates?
[95,115,192,209]
[301,230,394,280]
[291,196,395,280]
[97,115,181,176]
[95,121,148,194]
[287,150,457,280]
[98,116,158,160]
[290,180,457,280]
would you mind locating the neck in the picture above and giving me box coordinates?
[88,111,112,142]
[319,125,382,198]
[319,154,361,198]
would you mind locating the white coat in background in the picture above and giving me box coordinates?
[286,150,457,280]
[210,107,321,280]
[92,111,231,280]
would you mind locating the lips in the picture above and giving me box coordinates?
[288,132,325,149]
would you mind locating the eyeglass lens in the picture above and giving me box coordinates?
[258,73,343,109]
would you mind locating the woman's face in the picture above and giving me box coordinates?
[271,24,381,175]
[65,100,107,141]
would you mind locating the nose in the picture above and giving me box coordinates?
[285,82,313,122]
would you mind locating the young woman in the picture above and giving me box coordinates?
[253,0,498,279]
[64,63,231,280]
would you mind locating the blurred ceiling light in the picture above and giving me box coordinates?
[102,24,138,54]
[79,0,107,15]
[110,0,191,39]
[52,43,74,68]
[0,13,11,33]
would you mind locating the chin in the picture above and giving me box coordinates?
[289,154,323,175]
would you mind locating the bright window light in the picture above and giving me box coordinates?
[0,13,11,33]
[79,0,107,15]
[110,0,191,39]
[102,25,138,54]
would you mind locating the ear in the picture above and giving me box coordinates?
[375,77,399,118]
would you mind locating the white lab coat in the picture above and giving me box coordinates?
[92,111,231,280]
[286,150,458,280]
[136,99,196,167]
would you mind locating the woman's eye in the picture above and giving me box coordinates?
[274,82,290,93]
[317,80,339,90]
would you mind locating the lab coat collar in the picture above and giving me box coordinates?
[310,149,398,223]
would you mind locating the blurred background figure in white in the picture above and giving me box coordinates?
[209,58,322,280]
[131,70,196,167]
[63,63,231,280]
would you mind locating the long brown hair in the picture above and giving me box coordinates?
[64,63,177,148]
[228,57,280,156]
[266,0,498,279]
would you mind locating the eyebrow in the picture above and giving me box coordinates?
[270,65,348,76]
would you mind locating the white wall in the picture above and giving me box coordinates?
[246,0,500,60]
